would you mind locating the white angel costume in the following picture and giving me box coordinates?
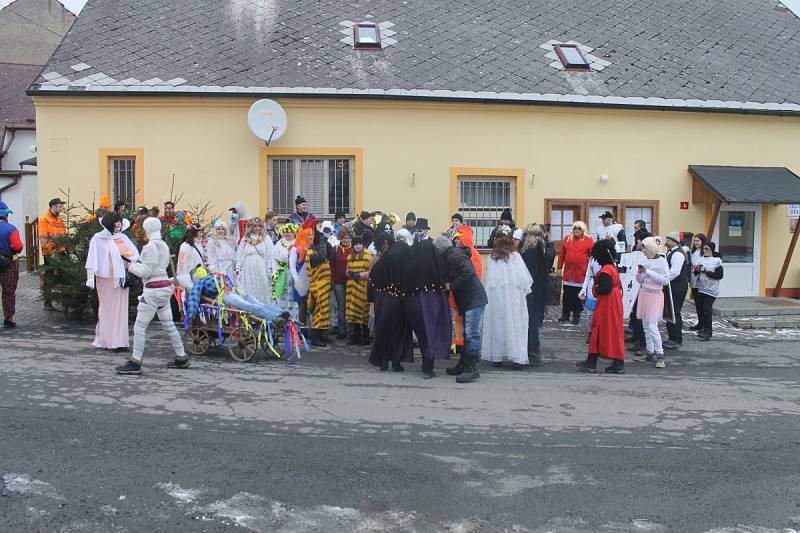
[481,251,533,365]
[206,221,237,279]
[236,234,274,305]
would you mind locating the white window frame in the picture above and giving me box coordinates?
[457,175,515,248]
[269,157,354,218]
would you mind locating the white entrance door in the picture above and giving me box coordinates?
[713,205,761,297]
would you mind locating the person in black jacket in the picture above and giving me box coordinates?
[350,211,375,250]
[486,208,515,249]
[433,235,487,383]
[519,224,550,365]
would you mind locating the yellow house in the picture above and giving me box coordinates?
[29,0,800,297]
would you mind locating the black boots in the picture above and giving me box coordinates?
[318,329,333,344]
[576,354,598,373]
[309,329,327,347]
[347,325,361,345]
[604,359,625,374]
[337,325,348,340]
[422,358,436,379]
[558,313,570,323]
[360,325,371,346]
[571,312,581,325]
[529,350,543,367]
[446,346,465,375]
[456,352,480,383]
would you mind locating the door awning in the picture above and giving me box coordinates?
[689,165,800,204]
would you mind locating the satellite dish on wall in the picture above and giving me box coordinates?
[247,99,288,145]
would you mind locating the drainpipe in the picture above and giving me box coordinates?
[0,176,21,200]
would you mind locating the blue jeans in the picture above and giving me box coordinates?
[462,306,485,354]
[223,293,283,322]
[333,283,347,331]
[526,293,542,353]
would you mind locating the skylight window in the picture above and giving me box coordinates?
[554,44,590,70]
[354,22,381,49]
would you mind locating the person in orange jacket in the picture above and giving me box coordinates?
[38,198,67,310]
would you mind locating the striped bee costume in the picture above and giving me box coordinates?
[306,247,332,330]
[345,249,373,325]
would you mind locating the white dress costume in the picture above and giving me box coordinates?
[236,235,274,305]
[481,251,533,365]
[177,240,205,278]
[206,226,237,280]
[128,217,186,365]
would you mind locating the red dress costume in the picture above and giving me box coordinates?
[588,263,625,361]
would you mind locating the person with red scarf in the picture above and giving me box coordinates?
[577,241,625,374]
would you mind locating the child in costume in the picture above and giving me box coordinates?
[236,217,274,306]
[305,222,333,347]
[345,236,373,346]
[634,236,670,368]
[206,219,237,280]
[271,223,299,321]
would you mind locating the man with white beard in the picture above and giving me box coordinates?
[115,217,190,375]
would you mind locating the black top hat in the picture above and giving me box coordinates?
[413,218,431,230]
[599,211,614,219]
[49,198,63,207]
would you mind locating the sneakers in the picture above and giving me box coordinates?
[115,360,142,375]
[3,318,16,328]
[655,357,666,369]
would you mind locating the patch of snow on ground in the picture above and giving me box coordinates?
[154,481,203,503]
[1,474,63,500]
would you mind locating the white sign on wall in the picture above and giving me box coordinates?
[788,204,800,218]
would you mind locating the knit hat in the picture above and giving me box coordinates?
[295,195,307,206]
[0,201,12,217]
[451,213,464,224]
[641,236,665,256]
[666,231,681,244]
[500,209,513,222]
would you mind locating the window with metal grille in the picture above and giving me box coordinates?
[270,157,354,217]
[110,158,135,208]
[458,176,514,247]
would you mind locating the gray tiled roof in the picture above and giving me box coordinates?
[28,0,800,111]
[689,166,800,204]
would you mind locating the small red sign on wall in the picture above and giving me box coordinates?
[680,202,689,210]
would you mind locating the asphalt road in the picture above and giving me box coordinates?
[2,318,800,532]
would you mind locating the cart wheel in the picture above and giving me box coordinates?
[262,321,287,359]
[184,328,211,355]
[227,326,258,362]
